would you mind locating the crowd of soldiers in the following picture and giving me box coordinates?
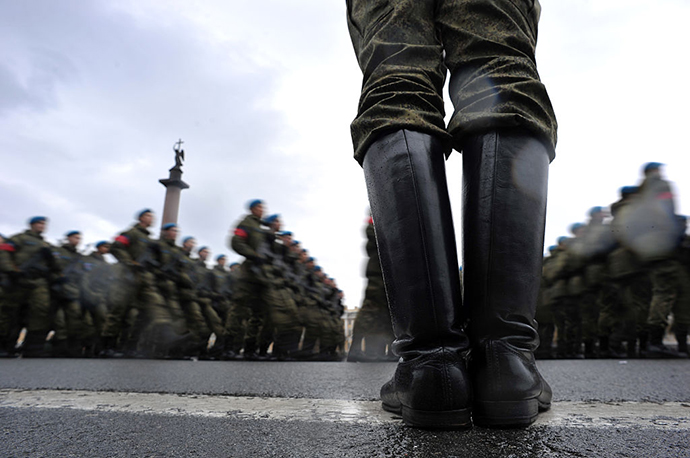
[0,199,346,360]
[536,162,690,359]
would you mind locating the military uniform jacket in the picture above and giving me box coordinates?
[53,243,85,301]
[230,214,267,283]
[111,224,156,269]
[0,230,55,281]
[81,252,112,308]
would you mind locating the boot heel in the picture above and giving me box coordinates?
[401,406,472,430]
[473,399,538,428]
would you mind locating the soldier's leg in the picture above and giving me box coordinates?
[580,290,601,358]
[266,288,302,359]
[299,300,322,358]
[101,270,137,353]
[63,299,86,357]
[672,266,690,355]
[646,260,682,357]
[0,288,22,356]
[199,298,225,358]
[51,306,68,357]
[24,279,51,357]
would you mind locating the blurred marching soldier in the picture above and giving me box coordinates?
[573,207,617,357]
[299,256,327,359]
[543,236,579,358]
[156,224,201,358]
[602,186,650,358]
[253,215,302,360]
[100,210,180,358]
[615,163,685,358]
[221,261,245,359]
[560,225,587,358]
[50,230,88,357]
[210,254,232,342]
[318,276,346,361]
[348,216,395,362]
[176,236,211,357]
[228,199,271,359]
[0,216,58,357]
[192,246,227,359]
[535,248,557,359]
[80,241,112,357]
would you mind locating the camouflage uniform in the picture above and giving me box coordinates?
[191,258,225,357]
[0,230,57,356]
[100,224,174,356]
[228,213,270,357]
[80,251,113,356]
[346,0,557,163]
[50,243,88,356]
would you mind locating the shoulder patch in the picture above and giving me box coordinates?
[0,242,15,252]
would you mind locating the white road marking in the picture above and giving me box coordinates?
[1,389,689,429]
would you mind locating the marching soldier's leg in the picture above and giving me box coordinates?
[24,279,51,357]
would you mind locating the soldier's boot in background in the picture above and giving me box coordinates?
[52,338,69,358]
[274,332,301,361]
[0,336,11,358]
[98,336,124,358]
[67,337,83,358]
[637,332,649,358]
[462,131,553,428]
[646,326,683,358]
[673,324,688,357]
[22,331,50,358]
[583,339,597,359]
[364,130,472,430]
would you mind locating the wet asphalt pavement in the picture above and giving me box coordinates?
[1,359,689,457]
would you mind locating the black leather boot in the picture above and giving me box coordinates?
[646,326,683,358]
[462,130,553,428]
[363,130,472,430]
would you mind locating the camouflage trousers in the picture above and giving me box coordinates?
[101,267,173,347]
[647,260,682,329]
[346,0,557,163]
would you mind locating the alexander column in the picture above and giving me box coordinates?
[159,139,190,228]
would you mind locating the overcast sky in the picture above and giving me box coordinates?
[2,1,689,309]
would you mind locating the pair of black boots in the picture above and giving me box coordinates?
[365,130,552,429]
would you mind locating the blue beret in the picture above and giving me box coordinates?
[162,223,177,230]
[280,231,292,237]
[248,199,264,209]
[95,241,110,248]
[216,254,226,261]
[588,206,604,217]
[557,236,569,244]
[548,245,557,252]
[569,222,584,234]
[229,262,239,268]
[264,214,280,224]
[65,230,81,237]
[291,241,300,246]
[314,265,322,272]
[620,186,639,196]
[198,246,209,253]
[643,162,663,173]
[458,266,463,271]
[137,209,153,219]
[182,236,195,244]
[29,216,47,225]
[307,257,314,263]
